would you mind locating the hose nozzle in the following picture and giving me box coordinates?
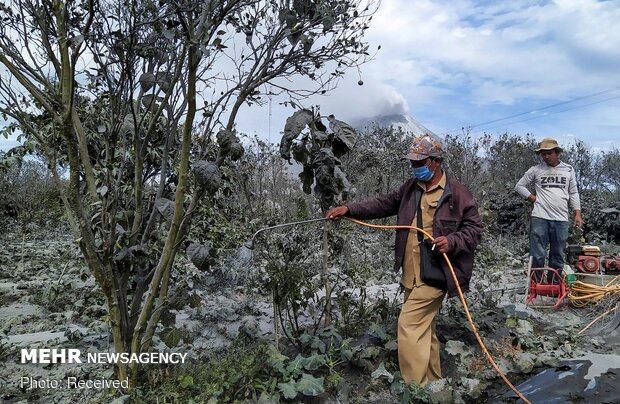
[249,217,329,247]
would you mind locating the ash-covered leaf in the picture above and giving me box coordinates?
[340,346,353,362]
[278,9,297,28]
[155,71,172,92]
[321,12,335,32]
[281,109,314,161]
[120,114,137,135]
[334,166,350,200]
[314,165,337,194]
[216,129,244,161]
[192,160,221,193]
[313,184,335,212]
[160,326,181,348]
[141,94,163,111]
[385,340,398,351]
[328,115,357,157]
[162,29,175,39]
[187,243,210,271]
[278,381,297,399]
[139,72,157,91]
[445,340,469,356]
[311,147,337,169]
[390,373,406,395]
[217,129,236,153]
[310,148,349,209]
[371,361,394,382]
[368,322,389,342]
[113,247,130,262]
[318,326,342,341]
[267,345,289,376]
[291,141,309,165]
[299,332,312,347]
[155,198,174,221]
[361,346,380,359]
[229,142,244,161]
[314,130,329,142]
[295,373,324,396]
[300,34,312,54]
[302,353,326,371]
[299,165,314,195]
[286,354,306,375]
[285,28,302,46]
[113,245,145,263]
[310,337,326,354]
[70,34,84,47]
[115,224,126,236]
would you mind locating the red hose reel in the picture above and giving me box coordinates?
[526,267,568,310]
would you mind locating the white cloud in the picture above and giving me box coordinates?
[310,76,410,119]
[358,0,620,104]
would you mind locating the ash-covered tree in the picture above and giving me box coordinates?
[600,149,620,191]
[563,145,620,242]
[442,132,488,198]
[477,133,539,234]
[0,156,63,229]
[341,125,411,198]
[0,0,378,384]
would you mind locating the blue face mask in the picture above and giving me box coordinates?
[411,160,435,182]
[412,166,433,181]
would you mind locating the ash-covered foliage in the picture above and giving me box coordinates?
[3,125,620,403]
[0,156,64,232]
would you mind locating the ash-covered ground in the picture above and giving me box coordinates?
[1,229,619,403]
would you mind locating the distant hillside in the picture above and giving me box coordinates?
[352,114,437,137]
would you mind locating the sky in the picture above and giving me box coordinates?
[2,0,619,152]
[235,0,620,152]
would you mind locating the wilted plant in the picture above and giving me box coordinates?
[280,107,358,212]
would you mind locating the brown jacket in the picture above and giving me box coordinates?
[346,174,483,297]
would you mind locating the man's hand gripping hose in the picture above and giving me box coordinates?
[343,217,531,404]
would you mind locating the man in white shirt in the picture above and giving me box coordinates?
[515,138,583,270]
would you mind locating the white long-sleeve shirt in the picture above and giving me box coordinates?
[514,161,581,222]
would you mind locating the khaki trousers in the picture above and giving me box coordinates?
[399,285,446,385]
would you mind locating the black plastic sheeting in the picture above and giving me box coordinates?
[499,353,620,404]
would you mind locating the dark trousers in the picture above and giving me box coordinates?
[530,217,569,269]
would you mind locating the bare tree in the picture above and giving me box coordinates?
[0,0,378,384]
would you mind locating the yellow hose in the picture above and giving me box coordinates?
[344,217,531,404]
[576,306,618,335]
[569,273,620,307]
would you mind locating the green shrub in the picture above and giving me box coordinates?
[132,342,280,403]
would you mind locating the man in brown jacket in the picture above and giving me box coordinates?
[326,134,482,385]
